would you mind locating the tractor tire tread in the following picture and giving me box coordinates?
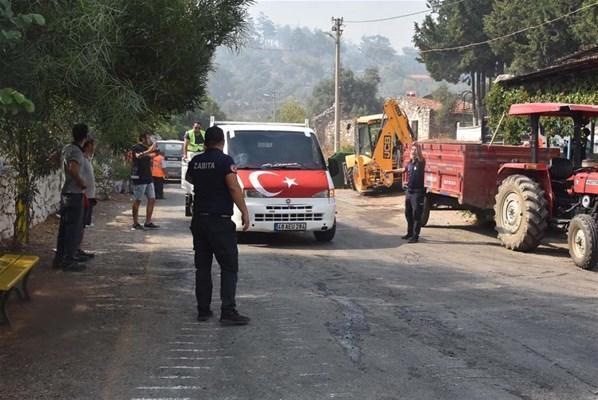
[568,214,598,270]
[494,174,548,252]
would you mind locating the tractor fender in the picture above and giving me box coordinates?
[496,163,554,218]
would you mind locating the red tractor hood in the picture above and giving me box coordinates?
[237,169,329,198]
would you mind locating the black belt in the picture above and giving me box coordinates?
[197,213,232,218]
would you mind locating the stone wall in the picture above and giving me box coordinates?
[312,106,353,157]
[397,98,434,140]
[0,167,63,243]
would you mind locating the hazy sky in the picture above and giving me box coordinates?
[249,0,429,53]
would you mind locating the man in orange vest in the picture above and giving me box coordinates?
[152,149,167,199]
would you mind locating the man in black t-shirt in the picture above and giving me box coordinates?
[185,126,250,325]
[131,132,159,230]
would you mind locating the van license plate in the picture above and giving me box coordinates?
[274,223,306,231]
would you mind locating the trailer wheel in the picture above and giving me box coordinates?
[568,214,598,270]
[421,194,431,227]
[494,174,548,251]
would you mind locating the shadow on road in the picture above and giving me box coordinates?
[238,221,405,250]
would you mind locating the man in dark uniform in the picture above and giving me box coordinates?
[402,144,426,243]
[185,126,251,325]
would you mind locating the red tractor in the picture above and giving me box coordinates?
[504,103,598,268]
[405,103,598,269]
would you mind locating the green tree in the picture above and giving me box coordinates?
[278,98,306,123]
[157,96,228,139]
[1,0,251,245]
[414,0,502,123]
[429,84,459,135]
[484,0,591,74]
[0,0,43,115]
[209,18,438,122]
[309,68,382,117]
[571,0,598,47]
[359,35,397,66]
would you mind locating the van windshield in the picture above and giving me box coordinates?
[228,130,326,170]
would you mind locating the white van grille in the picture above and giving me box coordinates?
[266,205,312,211]
[255,213,324,222]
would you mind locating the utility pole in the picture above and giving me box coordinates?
[331,17,343,153]
[263,90,277,122]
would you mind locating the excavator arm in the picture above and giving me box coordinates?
[361,99,414,187]
[348,98,414,192]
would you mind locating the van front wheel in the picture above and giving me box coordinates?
[314,222,336,242]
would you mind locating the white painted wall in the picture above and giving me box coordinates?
[456,123,482,142]
[0,167,63,242]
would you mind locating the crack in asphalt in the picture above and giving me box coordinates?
[316,282,370,366]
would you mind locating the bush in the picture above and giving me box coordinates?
[93,152,130,200]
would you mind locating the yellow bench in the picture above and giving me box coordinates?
[0,254,39,326]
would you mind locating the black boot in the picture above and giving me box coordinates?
[220,309,250,326]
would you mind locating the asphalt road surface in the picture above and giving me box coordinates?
[2,186,598,400]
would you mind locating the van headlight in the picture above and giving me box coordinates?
[244,189,266,198]
[312,189,335,198]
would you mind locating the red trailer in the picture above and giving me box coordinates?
[415,142,559,212]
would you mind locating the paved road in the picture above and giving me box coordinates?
[2,186,598,400]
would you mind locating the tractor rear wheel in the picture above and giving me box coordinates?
[494,174,548,251]
[568,214,598,270]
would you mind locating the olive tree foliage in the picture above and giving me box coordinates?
[278,98,307,123]
[0,0,252,245]
[484,0,593,74]
[156,97,228,140]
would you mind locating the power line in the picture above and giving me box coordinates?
[344,0,468,24]
[420,1,598,53]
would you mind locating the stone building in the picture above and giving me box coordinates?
[396,96,443,140]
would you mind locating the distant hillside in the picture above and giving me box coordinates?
[207,16,446,121]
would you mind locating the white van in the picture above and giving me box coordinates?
[182,120,336,242]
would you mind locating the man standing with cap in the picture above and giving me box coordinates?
[185,125,250,325]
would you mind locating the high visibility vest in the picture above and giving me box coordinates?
[187,129,205,152]
[152,154,166,178]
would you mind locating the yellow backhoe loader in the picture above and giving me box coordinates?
[345,98,415,192]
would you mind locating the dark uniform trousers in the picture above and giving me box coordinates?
[405,189,425,238]
[54,193,84,264]
[191,215,238,314]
